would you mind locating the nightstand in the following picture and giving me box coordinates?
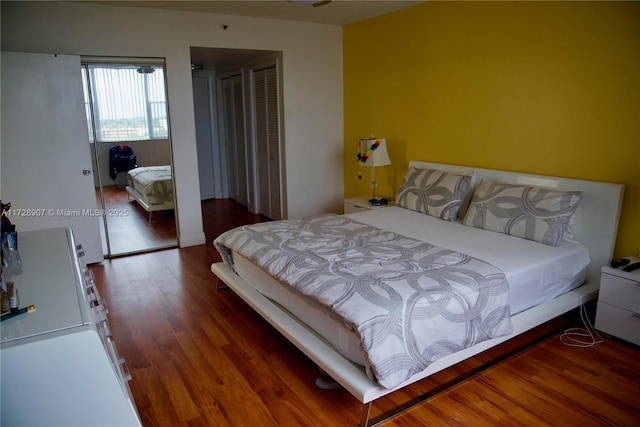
[595,266,640,346]
[343,196,394,214]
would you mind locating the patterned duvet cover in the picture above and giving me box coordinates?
[215,214,513,389]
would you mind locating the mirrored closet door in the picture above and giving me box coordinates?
[81,57,178,257]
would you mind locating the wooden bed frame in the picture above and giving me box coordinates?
[211,161,624,426]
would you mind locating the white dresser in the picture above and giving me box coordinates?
[595,265,640,346]
[1,227,141,426]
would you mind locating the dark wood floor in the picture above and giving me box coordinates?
[90,199,640,426]
[98,185,177,255]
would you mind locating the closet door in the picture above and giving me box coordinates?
[253,66,281,220]
[1,52,103,263]
[265,67,281,220]
[192,75,216,200]
[222,75,248,206]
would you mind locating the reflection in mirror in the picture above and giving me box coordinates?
[82,59,178,257]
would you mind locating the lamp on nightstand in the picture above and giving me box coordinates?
[357,137,391,204]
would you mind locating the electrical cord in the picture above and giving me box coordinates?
[560,303,604,347]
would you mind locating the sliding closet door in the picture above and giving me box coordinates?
[1,51,103,263]
[252,66,281,220]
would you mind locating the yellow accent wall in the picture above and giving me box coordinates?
[344,1,639,258]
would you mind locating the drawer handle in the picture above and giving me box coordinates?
[101,319,112,338]
[119,357,132,382]
[87,271,95,285]
[109,338,133,382]
[92,298,109,320]
[98,298,109,314]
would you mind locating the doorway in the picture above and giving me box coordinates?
[81,58,178,257]
[190,47,286,222]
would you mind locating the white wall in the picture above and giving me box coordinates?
[1,1,344,246]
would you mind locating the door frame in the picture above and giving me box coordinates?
[81,57,179,257]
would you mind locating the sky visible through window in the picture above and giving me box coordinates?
[82,64,168,143]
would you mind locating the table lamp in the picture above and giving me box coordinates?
[358,137,391,204]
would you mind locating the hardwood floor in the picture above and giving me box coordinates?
[98,185,177,255]
[90,199,640,426]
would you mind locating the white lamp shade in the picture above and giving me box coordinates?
[363,138,391,167]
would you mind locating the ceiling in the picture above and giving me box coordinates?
[88,1,424,26]
[86,1,423,70]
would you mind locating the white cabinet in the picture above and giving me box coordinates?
[1,227,141,426]
[595,266,640,346]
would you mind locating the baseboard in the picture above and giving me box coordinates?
[178,232,206,247]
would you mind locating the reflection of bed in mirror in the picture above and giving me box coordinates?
[126,165,174,220]
[211,160,624,426]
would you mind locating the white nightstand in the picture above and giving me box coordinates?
[343,196,394,214]
[595,265,640,346]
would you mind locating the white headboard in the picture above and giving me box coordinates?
[408,161,625,287]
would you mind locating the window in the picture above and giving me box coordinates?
[82,64,168,143]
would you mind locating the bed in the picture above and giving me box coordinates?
[211,161,624,426]
[125,165,174,220]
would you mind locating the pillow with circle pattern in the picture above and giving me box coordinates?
[395,168,473,221]
[462,179,583,246]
